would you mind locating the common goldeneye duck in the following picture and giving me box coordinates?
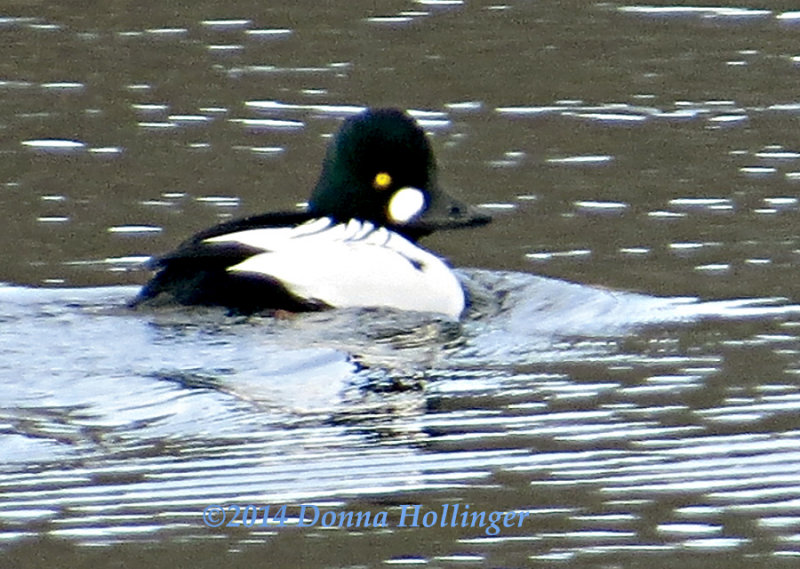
[131,107,491,318]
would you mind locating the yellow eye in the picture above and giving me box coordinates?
[373,172,392,190]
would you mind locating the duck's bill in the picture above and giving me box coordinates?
[406,190,492,236]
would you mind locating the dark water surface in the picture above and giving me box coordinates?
[3,2,800,568]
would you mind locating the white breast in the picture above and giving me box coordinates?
[204,219,465,319]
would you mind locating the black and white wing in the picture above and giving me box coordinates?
[215,219,465,318]
[134,217,464,318]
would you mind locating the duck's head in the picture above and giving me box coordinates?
[307,108,491,241]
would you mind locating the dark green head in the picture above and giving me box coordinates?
[308,108,491,241]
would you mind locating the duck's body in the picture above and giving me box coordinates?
[132,108,490,319]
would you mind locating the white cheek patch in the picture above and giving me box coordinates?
[387,187,426,224]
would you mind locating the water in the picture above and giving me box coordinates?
[3,2,800,568]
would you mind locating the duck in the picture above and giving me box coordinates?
[131,108,491,319]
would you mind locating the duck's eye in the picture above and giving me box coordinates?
[387,187,426,224]
[373,172,392,190]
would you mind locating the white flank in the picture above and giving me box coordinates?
[205,219,464,319]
